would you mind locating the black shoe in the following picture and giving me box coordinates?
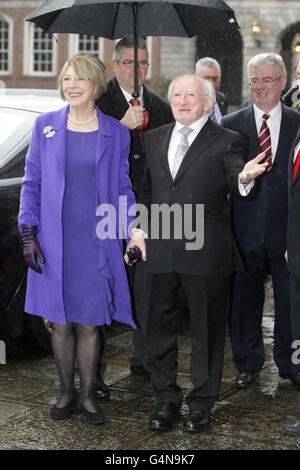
[280,372,300,388]
[94,378,110,400]
[183,409,211,433]
[50,396,78,420]
[79,403,105,425]
[149,402,181,431]
[130,364,151,382]
[235,370,259,388]
[283,422,300,437]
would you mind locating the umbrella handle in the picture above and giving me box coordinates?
[131,98,150,131]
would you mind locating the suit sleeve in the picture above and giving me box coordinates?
[222,131,256,199]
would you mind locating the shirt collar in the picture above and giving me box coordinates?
[174,114,209,134]
[120,85,144,105]
[253,102,282,121]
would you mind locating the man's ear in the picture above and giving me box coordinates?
[205,98,214,115]
[111,60,117,75]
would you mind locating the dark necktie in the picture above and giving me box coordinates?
[293,148,300,181]
[259,113,272,170]
[171,127,193,180]
[209,104,217,122]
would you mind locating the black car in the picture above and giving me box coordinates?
[0,89,64,350]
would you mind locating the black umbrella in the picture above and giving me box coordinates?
[27,0,239,98]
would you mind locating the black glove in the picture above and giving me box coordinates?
[126,245,142,265]
[21,225,45,274]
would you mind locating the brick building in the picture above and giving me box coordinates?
[1,1,300,106]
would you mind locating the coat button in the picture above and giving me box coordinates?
[171,186,178,191]
[133,154,140,159]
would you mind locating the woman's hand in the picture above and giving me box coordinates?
[124,230,147,265]
[21,225,45,274]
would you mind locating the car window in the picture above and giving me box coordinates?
[0,108,38,179]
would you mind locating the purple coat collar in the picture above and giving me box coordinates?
[44,104,113,174]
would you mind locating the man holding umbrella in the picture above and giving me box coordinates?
[96,36,174,388]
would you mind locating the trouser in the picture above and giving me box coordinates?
[146,272,229,411]
[230,247,297,375]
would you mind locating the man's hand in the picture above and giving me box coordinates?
[124,230,147,265]
[121,105,146,130]
[239,151,269,184]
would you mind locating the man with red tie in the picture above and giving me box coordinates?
[95,36,174,393]
[222,53,300,389]
[283,128,300,437]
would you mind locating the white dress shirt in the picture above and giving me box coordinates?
[120,86,144,106]
[293,140,300,163]
[253,102,282,163]
[168,115,209,171]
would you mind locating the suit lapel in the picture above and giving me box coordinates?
[48,105,68,176]
[174,119,218,182]
[290,126,300,184]
[108,77,129,120]
[46,105,112,177]
[160,123,175,183]
[95,107,112,168]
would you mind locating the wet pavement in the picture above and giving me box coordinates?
[1,278,300,453]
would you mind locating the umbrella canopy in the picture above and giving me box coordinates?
[27,0,239,38]
[27,0,239,96]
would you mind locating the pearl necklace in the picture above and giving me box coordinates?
[68,109,97,125]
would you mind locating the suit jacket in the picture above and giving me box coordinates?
[216,91,228,116]
[96,77,174,193]
[138,119,249,276]
[222,104,300,255]
[287,126,300,279]
[18,105,136,328]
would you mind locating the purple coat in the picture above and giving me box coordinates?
[18,105,136,328]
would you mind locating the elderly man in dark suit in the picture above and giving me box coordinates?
[95,36,174,395]
[283,127,300,437]
[126,74,267,433]
[195,57,228,122]
[222,53,300,389]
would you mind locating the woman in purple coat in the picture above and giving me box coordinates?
[18,54,137,424]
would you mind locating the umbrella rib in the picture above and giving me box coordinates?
[111,2,121,38]
[173,4,190,37]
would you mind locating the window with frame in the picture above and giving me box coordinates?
[23,23,57,76]
[68,34,104,59]
[0,14,13,75]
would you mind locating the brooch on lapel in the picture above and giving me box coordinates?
[43,126,56,138]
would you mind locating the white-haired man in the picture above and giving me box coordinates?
[195,56,228,122]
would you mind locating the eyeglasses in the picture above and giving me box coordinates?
[202,76,220,82]
[171,92,207,101]
[63,76,91,83]
[117,60,149,68]
[249,76,282,86]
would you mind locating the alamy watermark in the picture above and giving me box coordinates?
[0,340,6,364]
[292,340,300,365]
[96,197,204,251]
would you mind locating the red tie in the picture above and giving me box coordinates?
[293,148,300,181]
[259,113,272,170]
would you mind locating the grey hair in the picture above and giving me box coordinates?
[247,53,287,78]
[113,36,148,61]
[195,57,221,75]
[168,74,216,108]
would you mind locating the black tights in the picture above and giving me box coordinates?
[51,322,100,413]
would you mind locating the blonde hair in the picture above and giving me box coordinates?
[58,54,107,101]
